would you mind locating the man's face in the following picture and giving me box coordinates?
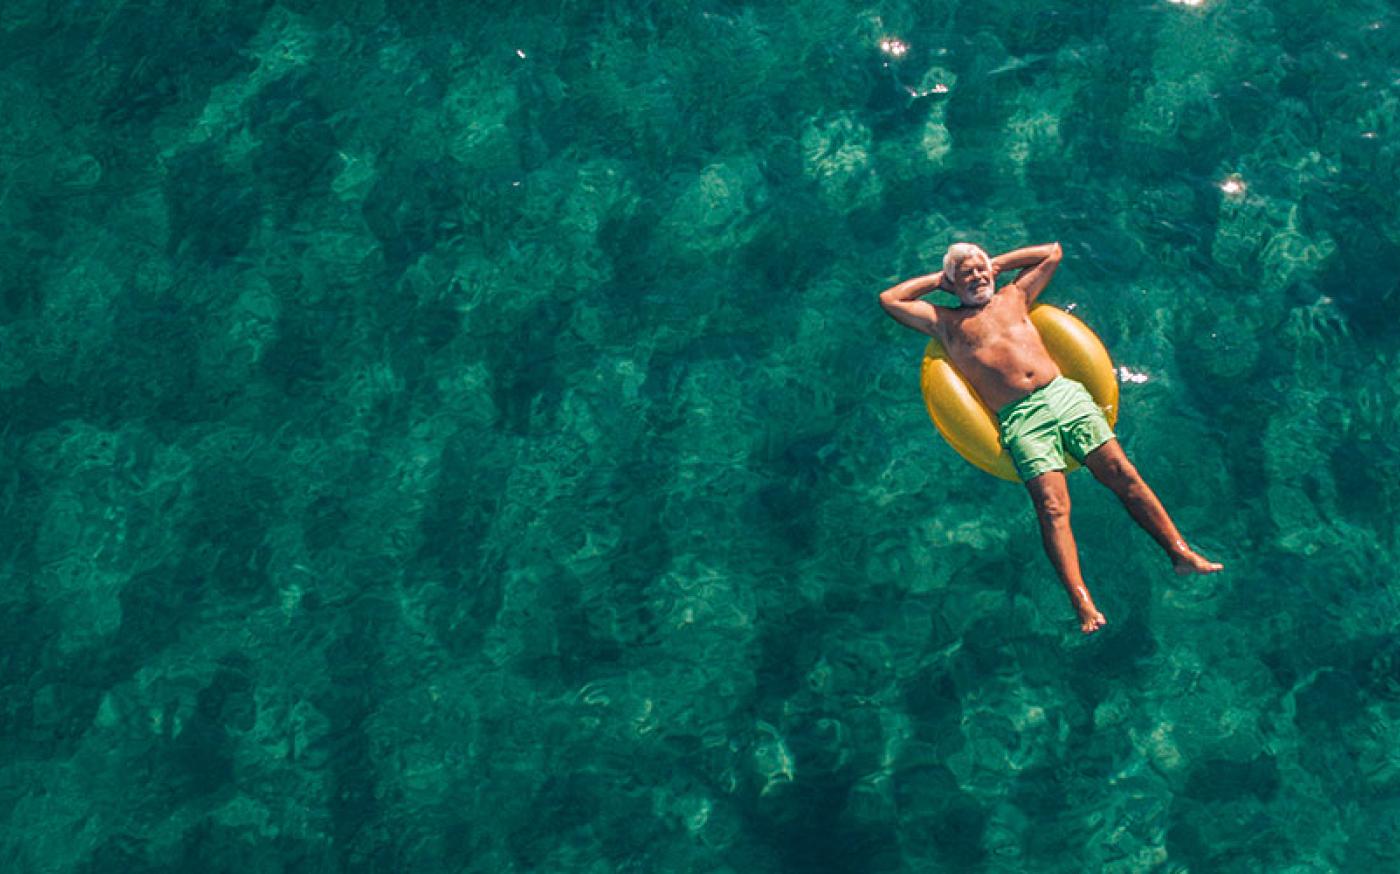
[953,253,995,306]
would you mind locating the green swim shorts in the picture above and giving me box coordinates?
[996,376,1115,483]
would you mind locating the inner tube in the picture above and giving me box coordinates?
[919,304,1119,482]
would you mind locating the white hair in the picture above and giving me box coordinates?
[942,243,989,279]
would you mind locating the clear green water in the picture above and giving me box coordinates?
[1,0,1397,871]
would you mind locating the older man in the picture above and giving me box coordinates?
[879,242,1221,634]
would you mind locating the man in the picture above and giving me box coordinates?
[879,242,1222,634]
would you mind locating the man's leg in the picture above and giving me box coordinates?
[1082,439,1223,575]
[1026,471,1107,634]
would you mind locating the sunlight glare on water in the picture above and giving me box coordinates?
[1,0,1398,871]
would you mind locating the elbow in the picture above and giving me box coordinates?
[879,288,908,316]
[1049,242,1063,261]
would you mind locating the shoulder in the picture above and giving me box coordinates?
[996,283,1030,306]
[914,301,956,342]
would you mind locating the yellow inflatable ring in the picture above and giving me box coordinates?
[920,304,1119,482]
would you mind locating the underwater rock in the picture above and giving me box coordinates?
[801,112,884,214]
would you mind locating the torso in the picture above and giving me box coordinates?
[935,286,1060,412]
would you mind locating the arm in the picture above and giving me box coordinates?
[992,242,1062,304]
[878,271,948,336]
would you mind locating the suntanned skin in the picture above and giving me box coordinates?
[880,244,1222,634]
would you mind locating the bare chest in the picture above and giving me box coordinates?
[943,297,1030,351]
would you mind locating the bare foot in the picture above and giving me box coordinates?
[1079,610,1107,635]
[1172,548,1224,576]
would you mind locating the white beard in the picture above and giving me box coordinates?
[963,283,994,306]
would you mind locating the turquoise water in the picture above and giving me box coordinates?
[1,0,1398,870]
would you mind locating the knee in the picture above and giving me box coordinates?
[1094,455,1139,489]
[1034,492,1072,523]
